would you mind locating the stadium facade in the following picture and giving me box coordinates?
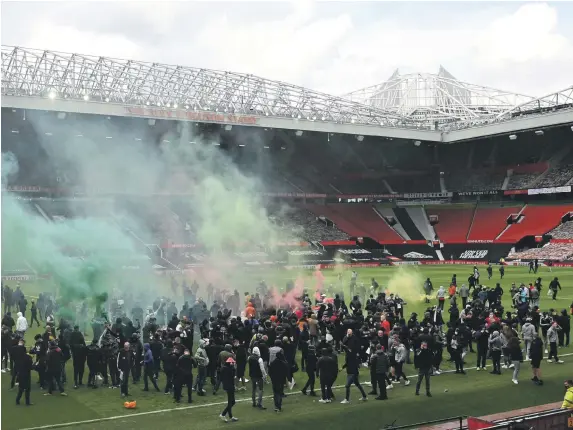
[2,46,573,279]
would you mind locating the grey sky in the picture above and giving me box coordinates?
[2,1,572,97]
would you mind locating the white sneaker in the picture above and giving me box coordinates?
[404,380,410,386]
[512,379,518,385]
[340,399,350,404]
[476,367,481,371]
[482,366,487,370]
[359,397,367,401]
[509,364,514,369]
[219,415,228,423]
[434,370,441,375]
[386,384,394,390]
[0,369,5,373]
[547,359,553,363]
[364,381,371,386]
[501,365,508,369]
[544,349,548,354]
[557,360,564,363]
[289,379,296,390]
[231,417,238,422]
[318,399,328,403]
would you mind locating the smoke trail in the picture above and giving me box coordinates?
[386,265,425,303]
[2,111,303,315]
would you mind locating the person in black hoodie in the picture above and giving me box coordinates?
[174,348,196,403]
[414,341,433,397]
[219,357,238,422]
[474,326,489,371]
[117,342,135,397]
[161,341,177,394]
[86,340,101,389]
[301,344,317,396]
[149,335,163,379]
[70,326,87,388]
[317,347,337,403]
[10,336,26,389]
[529,334,544,386]
[371,345,389,400]
[233,340,247,391]
[269,350,288,412]
[45,341,67,396]
[341,347,367,403]
[15,350,34,406]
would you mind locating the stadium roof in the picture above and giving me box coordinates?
[1,46,571,142]
[343,66,537,126]
[0,46,418,129]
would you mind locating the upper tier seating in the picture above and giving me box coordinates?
[467,206,522,241]
[426,207,473,242]
[548,220,573,239]
[507,243,573,260]
[499,204,573,242]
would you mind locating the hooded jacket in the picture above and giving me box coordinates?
[436,287,446,300]
[521,322,536,341]
[248,347,267,379]
[143,343,154,366]
[194,340,209,368]
[16,312,28,332]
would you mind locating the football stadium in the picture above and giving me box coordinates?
[1,43,573,430]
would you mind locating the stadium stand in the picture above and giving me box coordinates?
[498,204,573,242]
[467,205,523,241]
[536,164,573,188]
[548,220,573,239]
[507,243,573,260]
[306,204,403,243]
[446,170,506,192]
[426,207,474,242]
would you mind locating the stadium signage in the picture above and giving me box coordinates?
[125,107,259,125]
[457,190,499,196]
[336,248,371,254]
[403,192,453,199]
[467,240,494,244]
[528,185,571,195]
[287,250,323,256]
[403,251,433,259]
[459,250,488,259]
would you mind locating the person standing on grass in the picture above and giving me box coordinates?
[174,348,196,403]
[436,286,446,311]
[269,350,288,412]
[219,357,238,422]
[301,344,317,397]
[30,301,41,327]
[249,346,268,408]
[488,330,502,375]
[546,323,564,364]
[474,326,489,371]
[414,341,433,397]
[548,277,561,300]
[521,318,536,360]
[44,341,67,397]
[15,312,28,338]
[393,341,410,386]
[117,342,135,397]
[529,334,544,386]
[15,350,34,406]
[508,337,523,385]
[341,344,367,404]
[142,343,161,393]
[371,344,389,400]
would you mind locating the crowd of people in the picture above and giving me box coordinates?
[1,268,572,421]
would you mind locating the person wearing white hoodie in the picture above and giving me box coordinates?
[521,318,536,360]
[436,286,446,311]
[15,312,28,337]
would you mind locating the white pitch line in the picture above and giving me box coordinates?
[18,351,573,430]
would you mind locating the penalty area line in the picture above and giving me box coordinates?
[19,352,573,430]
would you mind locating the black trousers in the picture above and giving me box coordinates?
[87,368,97,387]
[477,348,487,368]
[47,371,64,394]
[120,370,130,395]
[548,342,559,361]
[108,358,118,386]
[221,389,235,418]
[174,374,193,402]
[302,371,315,393]
[490,350,501,372]
[452,351,464,372]
[320,376,333,400]
[415,369,431,394]
[73,359,85,385]
[143,366,159,391]
[31,312,41,327]
[16,379,31,405]
[164,370,174,393]
[272,381,283,410]
[375,374,387,398]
